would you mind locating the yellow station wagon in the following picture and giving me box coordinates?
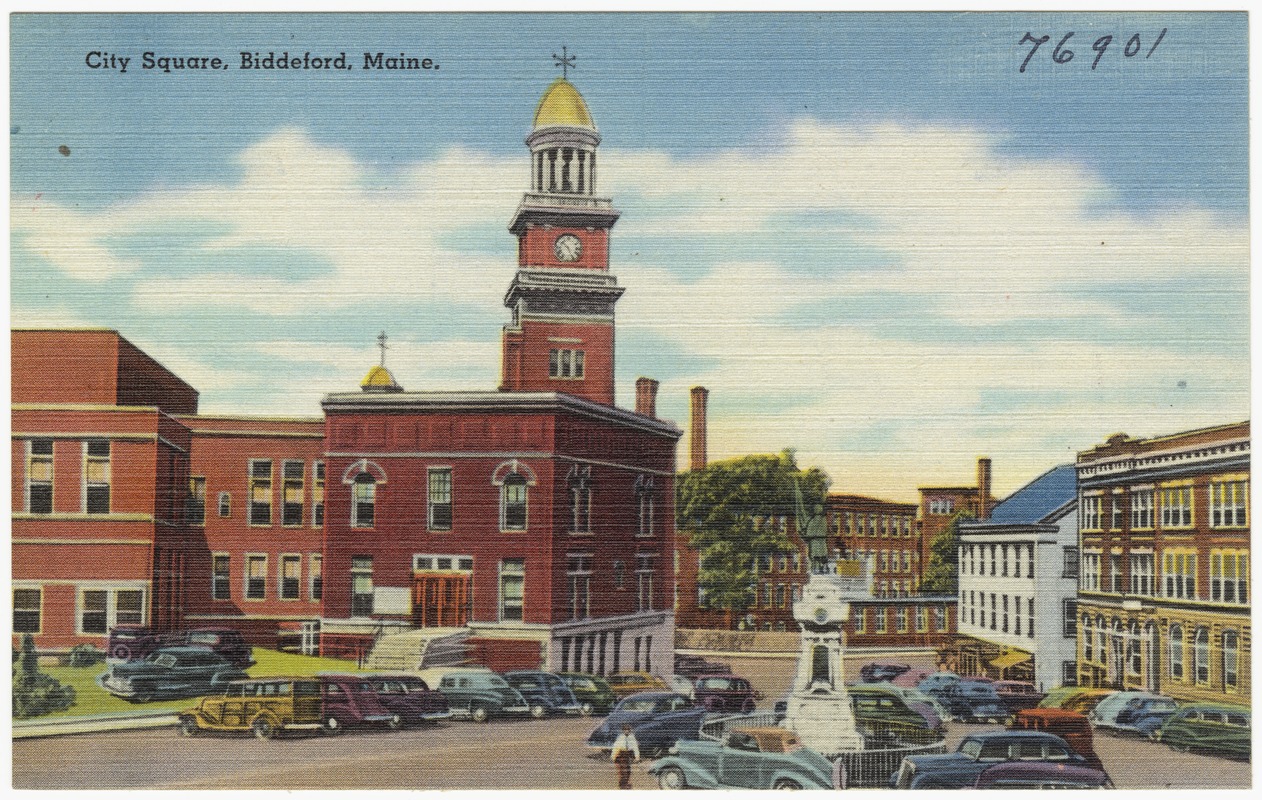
[178,677,323,739]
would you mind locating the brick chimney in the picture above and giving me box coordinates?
[690,386,709,472]
[635,377,659,418]
[977,457,992,520]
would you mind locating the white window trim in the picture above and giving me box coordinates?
[279,553,302,601]
[75,583,147,635]
[244,552,269,602]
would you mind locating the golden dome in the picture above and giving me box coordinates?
[532,78,595,131]
[361,365,402,392]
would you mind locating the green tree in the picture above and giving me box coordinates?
[919,511,974,595]
[677,450,829,628]
[12,633,76,718]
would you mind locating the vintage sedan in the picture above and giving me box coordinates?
[364,674,452,725]
[316,674,403,732]
[106,626,253,668]
[890,730,1087,789]
[674,654,731,678]
[1038,687,1113,714]
[849,685,945,739]
[503,670,583,718]
[1009,708,1105,771]
[178,677,324,739]
[1154,704,1251,759]
[97,646,247,702]
[992,680,1045,713]
[649,727,837,790]
[587,692,708,757]
[1088,692,1178,737]
[971,762,1114,789]
[430,669,530,723]
[557,671,617,716]
[691,674,761,713]
[606,671,671,699]
[939,679,1011,724]
[862,682,952,727]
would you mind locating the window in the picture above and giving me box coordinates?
[1210,550,1248,603]
[312,461,325,526]
[1223,630,1239,690]
[989,545,997,576]
[1163,550,1196,599]
[309,553,323,600]
[245,554,267,600]
[774,584,787,608]
[282,461,304,527]
[636,554,655,612]
[1082,616,1093,662]
[879,551,888,573]
[218,491,231,518]
[929,499,954,515]
[990,594,997,630]
[1028,597,1035,638]
[935,605,948,632]
[351,473,376,528]
[567,554,591,620]
[1110,495,1124,530]
[854,609,866,633]
[915,606,927,632]
[1081,494,1102,530]
[188,477,206,525]
[1126,621,1141,676]
[1062,599,1077,637]
[501,474,528,531]
[1168,624,1184,681]
[1159,485,1193,529]
[212,554,231,600]
[80,588,144,633]
[1095,615,1107,665]
[548,348,586,379]
[1027,545,1034,578]
[351,556,374,616]
[1194,627,1210,686]
[1080,551,1100,591]
[1013,546,1021,580]
[635,476,655,536]
[1130,489,1154,530]
[1001,545,1009,577]
[1124,552,1150,596]
[1209,478,1248,528]
[281,554,301,600]
[26,439,53,514]
[499,559,524,621]
[14,588,41,633]
[1002,595,1009,633]
[1014,597,1021,636]
[567,466,592,533]
[613,560,626,589]
[875,609,887,634]
[428,468,453,530]
[85,440,111,514]
[896,607,908,633]
[1109,553,1124,593]
[248,460,272,526]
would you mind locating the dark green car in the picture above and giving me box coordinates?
[557,671,616,716]
[1154,704,1250,760]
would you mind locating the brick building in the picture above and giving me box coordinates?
[829,494,919,598]
[1074,422,1250,705]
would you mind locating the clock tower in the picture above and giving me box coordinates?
[501,75,623,406]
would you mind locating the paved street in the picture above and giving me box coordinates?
[12,713,1250,790]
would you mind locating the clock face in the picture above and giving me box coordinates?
[814,607,828,623]
[554,233,582,262]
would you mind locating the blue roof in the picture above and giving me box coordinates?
[983,464,1076,525]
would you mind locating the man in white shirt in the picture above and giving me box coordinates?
[610,723,641,789]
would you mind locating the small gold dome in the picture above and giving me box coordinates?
[361,365,402,392]
[532,77,595,131]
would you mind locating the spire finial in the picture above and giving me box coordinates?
[376,331,389,367]
[552,46,576,80]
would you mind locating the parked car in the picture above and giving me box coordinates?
[649,726,837,789]
[557,671,617,716]
[859,661,911,683]
[430,669,531,722]
[364,674,452,725]
[916,670,962,696]
[106,626,255,669]
[890,667,937,688]
[587,692,707,757]
[1089,692,1179,737]
[97,646,247,702]
[674,654,731,678]
[863,682,952,726]
[105,626,168,662]
[849,685,944,742]
[606,671,670,699]
[503,670,583,718]
[668,673,697,697]
[1154,704,1251,760]
[1009,708,1105,771]
[992,680,1045,713]
[939,679,1011,724]
[317,674,403,732]
[177,677,324,739]
[1059,689,1115,715]
[971,761,1114,789]
[180,628,255,669]
[890,730,1086,789]
[691,674,760,713]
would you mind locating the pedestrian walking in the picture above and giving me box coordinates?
[610,723,641,789]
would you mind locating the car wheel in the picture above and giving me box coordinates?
[530,703,547,719]
[579,702,594,717]
[111,643,132,661]
[177,716,200,737]
[252,717,278,740]
[322,716,343,735]
[772,778,802,790]
[387,714,403,730]
[741,699,756,714]
[657,767,687,790]
[470,704,490,723]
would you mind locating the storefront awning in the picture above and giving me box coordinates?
[989,650,1032,670]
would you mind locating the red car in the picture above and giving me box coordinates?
[993,680,1046,713]
[317,674,402,732]
[1009,708,1105,771]
[364,674,452,725]
[691,674,761,713]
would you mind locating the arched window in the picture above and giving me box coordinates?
[351,473,376,529]
[1095,615,1107,665]
[1083,615,1093,662]
[1169,624,1184,681]
[501,474,528,531]
[1222,630,1239,690]
[1127,621,1141,676]
[1194,626,1210,685]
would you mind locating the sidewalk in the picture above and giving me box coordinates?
[12,710,176,739]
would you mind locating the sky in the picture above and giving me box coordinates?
[9,11,1250,501]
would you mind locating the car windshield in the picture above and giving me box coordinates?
[485,677,509,688]
[574,678,595,690]
[148,653,178,667]
[620,697,659,713]
[698,678,731,690]
[185,632,220,645]
[514,679,541,689]
[1146,699,1178,711]
[960,739,984,759]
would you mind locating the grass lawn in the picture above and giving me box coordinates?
[24,649,361,720]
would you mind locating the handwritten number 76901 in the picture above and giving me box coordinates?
[1019,28,1167,73]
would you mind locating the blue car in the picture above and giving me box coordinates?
[891,730,1087,789]
[649,726,837,789]
[586,692,708,758]
[940,679,1011,724]
[1088,692,1179,737]
[503,670,583,718]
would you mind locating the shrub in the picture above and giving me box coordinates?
[12,634,76,718]
[67,643,104,668]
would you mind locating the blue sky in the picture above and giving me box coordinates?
[9,12,1250,499]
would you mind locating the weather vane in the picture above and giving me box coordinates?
[552,46,576,79]
[376,331,389,367]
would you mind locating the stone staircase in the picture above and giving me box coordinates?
[363,628,471,672]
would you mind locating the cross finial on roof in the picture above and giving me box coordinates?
[377,331,389,367]
[552,46,576,79]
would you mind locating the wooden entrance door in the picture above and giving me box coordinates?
[412,572,471,628]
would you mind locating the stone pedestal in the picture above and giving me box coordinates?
[781,562,870,755]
